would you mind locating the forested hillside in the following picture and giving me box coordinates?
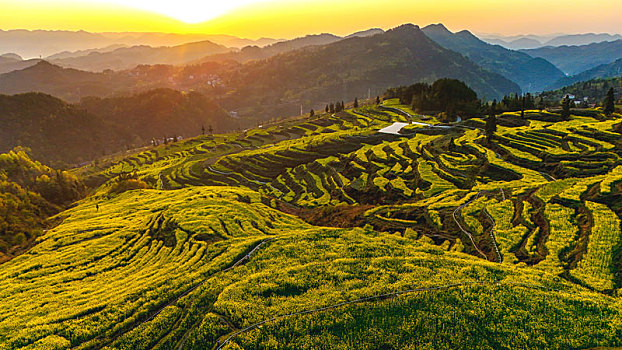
[0,149,85,262]
[422,24,565,92]
[220,24,520,120]
[540,77,622,102]
[0,89,233,166]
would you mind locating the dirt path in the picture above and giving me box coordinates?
[452,190,504,262]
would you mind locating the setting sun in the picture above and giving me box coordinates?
[100,0,264,23]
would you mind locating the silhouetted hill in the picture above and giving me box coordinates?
[543,33,622,47]
[422,24,565,92]
[0,89,233,166]
[0,61,126,101]
[50,40,232,71]
[522,40,622,75]
[344,28,384,39]
[45,44,127,60]
[196,30,385,65]
[0,53,42,74]
[220,24,520,120]
[0,29,277,58]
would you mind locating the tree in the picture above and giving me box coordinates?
[208,125,214,135]
[201,125,205,135]
[353,97,359,108]
[485,103,497,144]
[561,96,571,120]
[376,96,381,105]
[310,109,315,117]
[325,105,329,113]
[163,136,168,145]
[329,103,335,114]
[521,95,526,119]
[604,87,615,115]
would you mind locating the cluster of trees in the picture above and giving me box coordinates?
[0,148,85,257]
[324,101,346,114]
[384,79,482,121]
[540,77,622,103]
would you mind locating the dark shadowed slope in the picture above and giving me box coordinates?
[550,58,622,89]
[0,89,233,166]
[422,24,565,92]
[522,40,622,75]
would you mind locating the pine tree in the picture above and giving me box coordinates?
[521,95,526,119]
[353,97,359,108]
[325,105,329,113]
[376,96,380,105]
[604,87,615,115]
[561,96,571,120]
[485,103,497,144]
[310,109,315,117]
[329,103,335,114]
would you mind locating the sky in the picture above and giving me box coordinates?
[1,0,621,38]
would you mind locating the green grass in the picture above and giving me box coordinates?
[4,106,622,349]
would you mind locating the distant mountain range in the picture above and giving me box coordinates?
[0,29,279,59]
[551,59,622,89]
[195,29,385,65]
[1,24,619,123]
[521,40,622,75]
[219,24,520,120]
[422,24,564,92]
[47,40,231,71]
[482,33,622,50]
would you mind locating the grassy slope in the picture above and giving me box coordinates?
[3,102,622,349]
[0,187,620,349]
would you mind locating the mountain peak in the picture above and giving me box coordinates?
[422,23,452,34]
[391,23,421,32]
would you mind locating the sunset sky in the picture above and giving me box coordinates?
[1,0,621,38]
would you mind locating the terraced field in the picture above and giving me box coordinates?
[78,103,622,283]
[4,101,622,349]
[1,187,621,349]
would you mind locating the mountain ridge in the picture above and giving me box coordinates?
[422,24,565,92]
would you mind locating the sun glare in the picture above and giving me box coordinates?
[101,0,263,23]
